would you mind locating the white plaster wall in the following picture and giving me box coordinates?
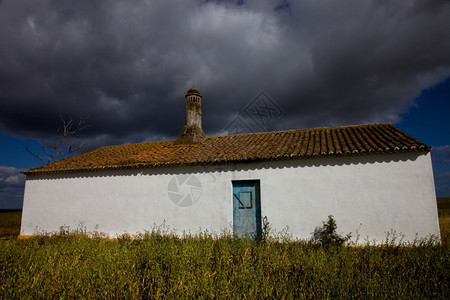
[21,152,440,244]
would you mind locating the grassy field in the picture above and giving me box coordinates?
[438,197,450,245]
[0,201,449,299]
[0,210,21,239]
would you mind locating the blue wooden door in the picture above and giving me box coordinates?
[233,181,261,238]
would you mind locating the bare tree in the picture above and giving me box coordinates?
[26,110,90,165]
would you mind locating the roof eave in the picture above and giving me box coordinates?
[22,146,431,176]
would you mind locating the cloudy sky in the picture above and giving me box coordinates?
[0,0,449,209]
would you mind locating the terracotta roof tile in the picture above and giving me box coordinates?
[23,123,431,175]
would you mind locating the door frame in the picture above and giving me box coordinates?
[232,180,262,238]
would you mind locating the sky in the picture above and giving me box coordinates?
[0,0,449,209]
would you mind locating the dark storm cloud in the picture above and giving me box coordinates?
[0,0,449,148]
[432,146,450,197]
[435,172,450,198]
[0,166,25,209]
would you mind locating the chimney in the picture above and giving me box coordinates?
[174,88,205,144]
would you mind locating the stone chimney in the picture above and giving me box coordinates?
[174,88,205,144]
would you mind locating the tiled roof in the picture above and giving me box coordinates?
[23,123,431,175]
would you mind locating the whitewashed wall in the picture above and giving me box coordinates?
[21,152,440,244]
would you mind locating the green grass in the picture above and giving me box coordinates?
[1,232,449,299]
[0,210,21,239]
[0,205,449,299]
[437,197,450,211]
[438,197,450,245]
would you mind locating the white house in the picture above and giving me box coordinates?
[20,88,441,244]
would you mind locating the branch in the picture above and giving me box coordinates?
[56,109,91,160]
[40,142,57,163]
[25,142,55,165]
[25,109,91,165]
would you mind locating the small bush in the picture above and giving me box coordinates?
[256,216,271,242]
[312,215,351,247]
